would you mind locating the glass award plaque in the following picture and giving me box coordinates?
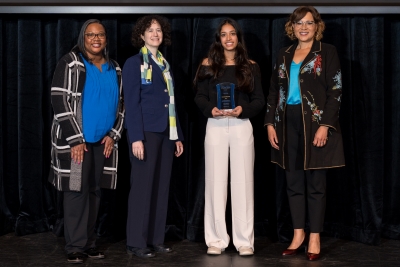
[216,82,236,110]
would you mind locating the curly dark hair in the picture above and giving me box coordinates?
[195,18,254,93]
[131,15,172,48]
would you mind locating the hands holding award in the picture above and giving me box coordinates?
[212,82,242,117]
[211,106,242,117]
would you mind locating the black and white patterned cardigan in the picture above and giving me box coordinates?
[49,52,125,192]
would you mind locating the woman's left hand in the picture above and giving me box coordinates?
[313,126,329,147]
[224,106,242,117]
[175,141,184,157]
[102,136,115,158]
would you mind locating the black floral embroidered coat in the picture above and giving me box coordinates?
[264,41,345,170]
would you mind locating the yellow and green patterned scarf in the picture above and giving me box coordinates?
[140,46,178,140]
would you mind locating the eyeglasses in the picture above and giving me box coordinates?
[294,21,315,28]
[85,32,106,39]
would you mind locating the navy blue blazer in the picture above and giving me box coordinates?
[122,53,183,143]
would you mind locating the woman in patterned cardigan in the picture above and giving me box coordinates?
[49,19,124,264]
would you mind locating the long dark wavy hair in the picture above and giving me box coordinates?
[195,18,254,93]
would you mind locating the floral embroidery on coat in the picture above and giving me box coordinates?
[278,63,286,79]
[335,94,342,102]
[274,109,280,124]
[303,91,323,123]
[301,53,322,77]
[332,70,342,90]
[278,86,286,111]
[275,86,286,123]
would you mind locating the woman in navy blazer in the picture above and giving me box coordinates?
[123,15,184,258]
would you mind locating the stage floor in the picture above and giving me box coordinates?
[0,232,399,266]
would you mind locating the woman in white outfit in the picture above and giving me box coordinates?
[194,18,265,256]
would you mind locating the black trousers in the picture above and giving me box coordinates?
[64,141,105,253]
[126,130,175,248]
[285,104,326,233]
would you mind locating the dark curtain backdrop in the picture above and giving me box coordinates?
[1,13,399,246]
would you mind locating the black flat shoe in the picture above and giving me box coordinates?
[126,246,155,258]
[149,244,173,253]
[67,252,84,264]
[84,247,104,259]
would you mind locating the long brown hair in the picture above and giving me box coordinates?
[195,18,254,93]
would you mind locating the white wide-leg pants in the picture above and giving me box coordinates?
[204,117,255,251]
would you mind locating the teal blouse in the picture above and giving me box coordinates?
[287,61,302,105]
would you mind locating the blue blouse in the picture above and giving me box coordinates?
[287,61,302,105]
[81,56,119,143]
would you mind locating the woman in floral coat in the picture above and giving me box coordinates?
[264,6,344,261]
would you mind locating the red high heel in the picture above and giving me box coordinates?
[282,236,308,256]
[306,238,321,261]
[307,252,320,261]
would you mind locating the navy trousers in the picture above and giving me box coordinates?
[126,130,175,248]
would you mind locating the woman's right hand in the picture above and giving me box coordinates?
[132,141,144,160]
[211,107,224,117]
[71,143,87,164]
[267,125,279,150]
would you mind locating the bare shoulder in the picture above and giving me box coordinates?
[201,58,210,66]
[249,59,257,64]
